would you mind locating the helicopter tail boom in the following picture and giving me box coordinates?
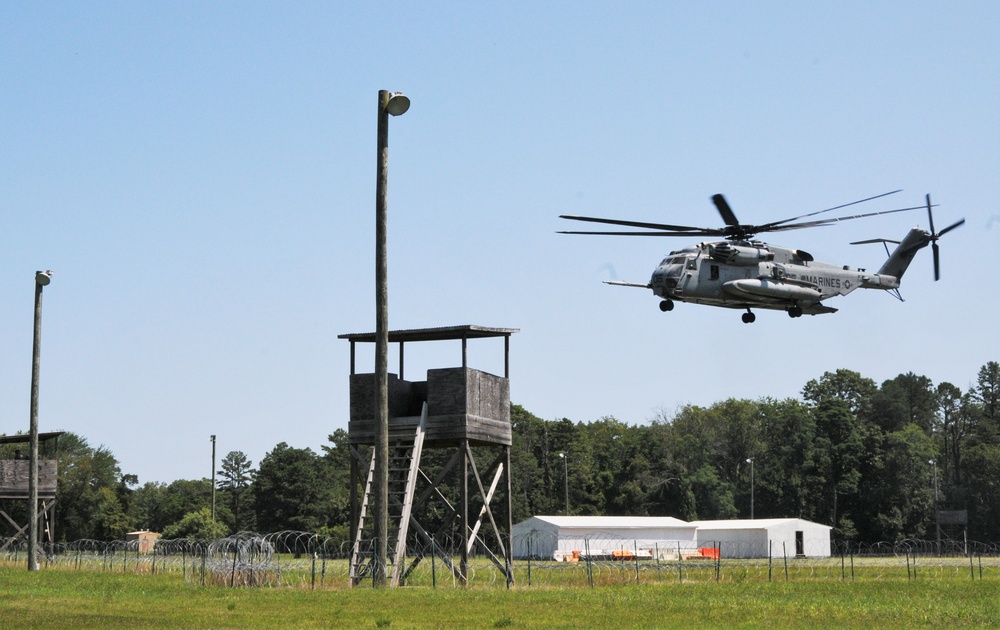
[875,227,931,282]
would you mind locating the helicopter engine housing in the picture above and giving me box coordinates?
[709,242,774,265]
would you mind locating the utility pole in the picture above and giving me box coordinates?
[28,270,52,571]
[375,89,409,586]
[930,459,940,555]
[559,452,569,514]
[210,435,217,524]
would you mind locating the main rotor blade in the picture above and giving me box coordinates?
[762,190,903,230]
[557,229,726,237]
[711,194,740,227]
[559,214,707,232]
[760,204,925,233]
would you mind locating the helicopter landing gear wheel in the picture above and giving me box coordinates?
[788,305,803,318]
[741,310,756,324]
[659,299,674,312]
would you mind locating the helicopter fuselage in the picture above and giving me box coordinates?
[647,240,901,317]
[563,192,962,323]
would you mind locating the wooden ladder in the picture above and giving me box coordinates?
[349,402,427,587]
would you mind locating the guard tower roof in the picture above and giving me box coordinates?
[337,324,518,343]
[0,431,66,445]
[339,324,519,380]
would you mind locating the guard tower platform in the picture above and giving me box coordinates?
[0,431,64,553]
[338,325,518,587]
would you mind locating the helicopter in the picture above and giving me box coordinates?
[559,191,964,323]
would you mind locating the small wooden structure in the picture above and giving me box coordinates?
[126,530,161,554]
[0,431,63,553]
[338,325,518,587]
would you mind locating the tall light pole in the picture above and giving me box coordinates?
[28,270,52,571]
[746,458,754,520]
[929,459,940,555]
[559,452,569,514]
[210,435,217,524]
[375,89,409,586]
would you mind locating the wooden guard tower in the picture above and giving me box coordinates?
[338,325,518,587]
[0,431,63,554]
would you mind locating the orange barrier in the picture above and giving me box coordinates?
[698,547,720,560]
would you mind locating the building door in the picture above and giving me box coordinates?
[795,531,804,557]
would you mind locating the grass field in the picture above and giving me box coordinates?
[1,564,998,628]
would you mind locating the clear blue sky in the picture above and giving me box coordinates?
[2,2,997,484]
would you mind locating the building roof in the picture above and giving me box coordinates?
[690,518,832,530]
[524,515,696,530]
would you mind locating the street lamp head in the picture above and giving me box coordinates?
[746,458,753,464]
[35,270,53,286]
[559,452,565,459]
[385,92,410,116]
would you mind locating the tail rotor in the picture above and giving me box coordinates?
[925,193,965,281]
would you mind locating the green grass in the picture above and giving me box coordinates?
[1,565,997,628]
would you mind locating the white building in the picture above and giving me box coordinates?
[512,516,832,560]
[512,515,698,561]
[691,518,832,558]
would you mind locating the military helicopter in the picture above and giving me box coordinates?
[559,191,964,323]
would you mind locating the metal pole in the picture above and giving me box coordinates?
[747,458,754,519]
[28,270,51,571]
[930,459,940,555]
[210,435,217,524]
[560,452,569,514]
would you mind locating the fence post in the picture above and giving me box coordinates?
[715,542,720,582]
[431,537,437,590]
[905,551,911,581]
[783,541,788,581]
[768,540,772,582]
[311,536,317,591]
[584,538,594,589]
[525,536,531,587]
[850,546,854,581]
[231,541,239,588]
[677,542,683,583]
[633,540,640,583]
[321,542,327,588]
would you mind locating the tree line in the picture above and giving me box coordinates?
[3,361,998,544]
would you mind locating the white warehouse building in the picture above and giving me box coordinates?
[692,518,832,559]
[512,516,831,560]
[512,516,698,561]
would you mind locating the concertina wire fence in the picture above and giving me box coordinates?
[1,531,998,589]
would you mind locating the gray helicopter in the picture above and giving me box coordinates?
[559,191,963,323]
